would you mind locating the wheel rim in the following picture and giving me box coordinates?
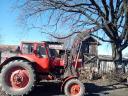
[69,83,80,95]
[6,67,29,89]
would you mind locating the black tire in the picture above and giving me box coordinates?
[1,60,36,96]
[64,79,85,96]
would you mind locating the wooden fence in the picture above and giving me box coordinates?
[83,55,128,74]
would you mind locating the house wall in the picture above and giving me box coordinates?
[89,44,97,55]
[81,42,98,56]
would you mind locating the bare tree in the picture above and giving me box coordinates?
[16,0,128,71]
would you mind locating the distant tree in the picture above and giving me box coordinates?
[16,0,128,72]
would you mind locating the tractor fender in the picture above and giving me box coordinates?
[61,76,77,92]
[0,56,35,71]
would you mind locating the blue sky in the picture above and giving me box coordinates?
[0,0,128,56]
[0,0,49,45]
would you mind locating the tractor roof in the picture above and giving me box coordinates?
[21,41,48,45]
[42,41,64,49]
[42,41,64,45]
[21,41,41,43]
[21,41,63,44]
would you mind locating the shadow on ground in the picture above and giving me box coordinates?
[0,82,127,96]
[28,82,128,96]
[28,83,64,96]
[84,82,128,96]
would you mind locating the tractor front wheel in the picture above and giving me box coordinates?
[64,79,85,96]
[1,60,36,95]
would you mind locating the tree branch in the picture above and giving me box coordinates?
[90,0,105,19]
[110,0,115,23]
[41,31,81,39]
[90,34,113,43]
[101,0,109,20]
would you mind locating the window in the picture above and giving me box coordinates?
[81,43,89,53]
[37,45,46,57]
[22,43,34,54]
[49,49,58,57]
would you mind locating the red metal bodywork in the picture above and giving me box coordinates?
[18,54,50,72]
[19,41,64,73]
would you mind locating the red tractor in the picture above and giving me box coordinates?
[0,41,85,96]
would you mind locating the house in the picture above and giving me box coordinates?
[79,35,128,73]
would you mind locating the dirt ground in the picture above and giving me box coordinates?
[83,79,128,96]
[0,79,128,96]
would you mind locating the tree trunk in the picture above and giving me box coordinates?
[111,43,125,73]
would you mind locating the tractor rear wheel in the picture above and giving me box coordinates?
[64,79,85,96]
[1,60,36,95]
